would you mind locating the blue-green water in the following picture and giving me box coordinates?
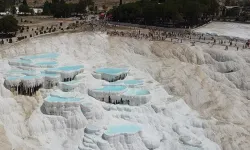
[105,124,141,135]
[46,95,81,102]
[21,75,40,80]
[124,80,143,85]
[46,65,84,73]
[35,61,58,66]
[95,85,127,92]
[95,68,128,75]
[8,70,35,75]
[21,53,59,60]
[6,76,21,81]
[124,88,150,96]
[41,72,59,77]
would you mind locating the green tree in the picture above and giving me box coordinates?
[0,15,19,34]
[11,5,16,14]
[89,5,94,11]
[76,0,87,14]
[23,0,28,5]
[182,1,203,25]
[43,1,51,15]
[4,0,15,9]
[0,0,5,12]
[49,0,75,17]
[19,0,30,14]
[19,4,30,13]
[241,0,250,6]
[225,0,237,6]
[86,0,94,6]
[109,0,219,27]
[86,0,94,11]
[143,2,157,24]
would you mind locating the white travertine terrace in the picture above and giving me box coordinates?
[4,53,84,95]
[43,94,83,114]
[45,65,84,81]
[93,68,129,82]
[41,92,87,129]
[103,79,144,88]
[1,28,244,149]
[79,124,150,150]
[122,88,151,106]
[59,80,84,92]
[88,85,151,106]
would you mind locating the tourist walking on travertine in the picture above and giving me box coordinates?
[225,46,228,50]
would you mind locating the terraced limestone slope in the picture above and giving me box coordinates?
[0,31,249,150]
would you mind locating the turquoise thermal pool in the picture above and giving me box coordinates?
[8,69,39,75]
[57,65,84,71]
[47,65,84,73]
[21,53,59,60]
[124,80,143,85]
[41,72,60,77]
[88,86,151,105]
[95,85,127,92]
[10,59,32,64]
[46,95,82,102]
[21,75,41,80]
[104,124,141,136]
[95,68,128,75]
[35,61,58,66]
[109,80,143,86]
[6,76,22,81]
[5,53,85,96]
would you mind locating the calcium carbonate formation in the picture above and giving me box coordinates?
[45,65,84,82]
[93,68,129,82]
[89,67,151,106]
[78,124,108,150]
[5,54,153,149]
[103,124,142,139]
[4,53,84,95]
[103,79,144,88]
[9,53,59,68]
[43,92,83,115]
[88,85,151,106]
[59,80,83,92]
[41,91,88,129]
[4,75,43,96]
[79,124,149,150]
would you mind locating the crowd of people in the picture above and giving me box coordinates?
[79,19,249,52]
[3,16,249,52]
[104,24,250,51]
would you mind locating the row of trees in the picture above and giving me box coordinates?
[0,0,16,12]
[19,0,32,14]
[0,0,5,12]
[108,0,219,27]
[0,0,32,14]
[43,0,94,18]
